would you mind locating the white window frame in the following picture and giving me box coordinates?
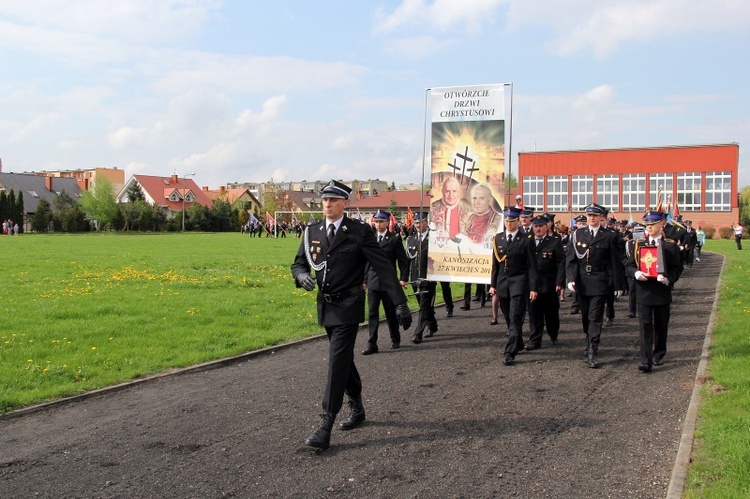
[546,175,568,212]
[649,173,673,210]
[522,176,544,211]
[596,174,619,212]
[622,174,645,212]
[705,171,732,211]
[677,172,702,211]
[571,175,593,212]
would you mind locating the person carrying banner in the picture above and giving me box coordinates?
[362,210,410,354]
[407,212,438,343]
[624,211,682,372]
[489,207,539,366]
[290,180,412,451]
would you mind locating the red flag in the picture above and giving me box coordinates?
[266,212,275,225]
[673,198,680,219]
[406,207,414,229]
[389,214,397,232]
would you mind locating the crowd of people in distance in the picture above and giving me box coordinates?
[3,219,20,235]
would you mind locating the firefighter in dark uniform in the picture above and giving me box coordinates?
[602,214,623,327]
[489,207,539,366]
[527,215,566,349]
[568,214,588,315]
[565,203,625,368]
[624,211,683,372]
[407,212,438,344]
[291,180,412,450]
[363,210,410,354]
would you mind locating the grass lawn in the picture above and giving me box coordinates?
[684,239,750,498]
[0,232,458,413]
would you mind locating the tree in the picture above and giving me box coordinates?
[209,200,234,232]
[0,191,8,222]
[31,198,53,232]
[388,198,401,221]
[389,181,396,191]
[125,181,145,202]
[740,185,750,227]
[80,178,118,230]
[506,173,518,189]
[15,190,25,233]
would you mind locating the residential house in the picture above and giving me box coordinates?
[116,174,212,219]
[0,172,82,232]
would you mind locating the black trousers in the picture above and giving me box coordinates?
[637,302,671,366]
[440,281,454,312]
[627,277,637,316]
[463,283,486,308]
[367,289,400,347]
[736,235,742,250]
[528,291,560,346]
[579,294,606,347]
[500,293,527,357]
[605,285,615,320]
[413,282,437,337]
[323,323,361,415]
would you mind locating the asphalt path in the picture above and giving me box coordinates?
[0,252,721,498]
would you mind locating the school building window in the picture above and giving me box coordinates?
[596,174,619,212]
[622,174,646,212]
[704,171,732,211]
[571,175,593,212]
[523,176,544,211]
[546,176,568,212]
[649,173,674,209]
[677,172,702,211]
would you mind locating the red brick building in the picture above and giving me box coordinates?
[517,143,740,229]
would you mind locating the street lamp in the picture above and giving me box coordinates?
[182,173,195,231]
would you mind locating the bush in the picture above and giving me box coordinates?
[718,227,733,239]
[704,227,716,239]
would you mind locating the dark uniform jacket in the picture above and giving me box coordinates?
[624,237,682,305]
[364,230,409,291]
[406,231,430,284]
[291,216,407,327]
[683,229,698,249]
[491,231,539,298]
[565,226,624,296]
[532,235,566,293]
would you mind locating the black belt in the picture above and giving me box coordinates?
[322,287,360,303]
[585,265,606,273]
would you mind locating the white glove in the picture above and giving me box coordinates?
[567,282,576,293]
[614,290,623,299]
[634,271,648,281]
[656,274,670,286]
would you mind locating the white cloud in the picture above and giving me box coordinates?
[506,0,750,57]
[381,35,455,59]
[374,0,504,35]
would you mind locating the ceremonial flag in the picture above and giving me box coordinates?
[266,212,275,225]
[406,207,414,228]
[655,186,664,213]
[673,198,680,219]
[357,208,363,222]
[308,214,315,224]
[248,213,258,224]
[292,213,298,226]
[389,213,397,232]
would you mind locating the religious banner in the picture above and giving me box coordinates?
[426,83,507,284]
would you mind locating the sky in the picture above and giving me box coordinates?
[1,0,749,191]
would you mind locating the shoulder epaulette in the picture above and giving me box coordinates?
[664,237,677,244]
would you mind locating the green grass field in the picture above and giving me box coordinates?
[1,233,748,495]
[0,232,455,413]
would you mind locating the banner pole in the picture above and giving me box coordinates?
[506,82,514,210]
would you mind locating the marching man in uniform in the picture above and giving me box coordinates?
[565,203,624,368]
[624,211,682,372]
[291,180,412,451]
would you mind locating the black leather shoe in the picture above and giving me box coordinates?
[570,308,580,315]
[503,354,514,366]
[446,310,453,317]
[411,335,422,344]
[362,346,378,355]
[627,313,636,318]
[472,297,480,302]
[604,319,614,327]
[424,329,437,338]
[390,342,400,349]
[550,339,558,345]
[525,344,541,351]
[339,397,366,431]
[653,358,665,366]
[639,364,652,373]
[459,305,469,310]
[587,349,599,368]
[305,413,335,450]
[489,319,499,325]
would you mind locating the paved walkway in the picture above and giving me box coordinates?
[0,253,721,498]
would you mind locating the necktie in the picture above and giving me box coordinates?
[507,234,513,244]
[536,238,541,247]
[327,224,335,245]
[378,234,383,243]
